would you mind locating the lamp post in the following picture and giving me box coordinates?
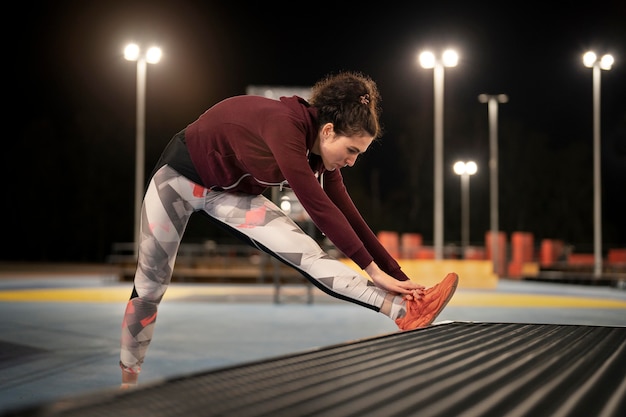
[478,93,508,275]
[583,51,613,278]
[419,49,458,260]
[124,43,162,257]
[453,161,477,258]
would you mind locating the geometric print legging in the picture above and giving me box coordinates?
[120,165,389,373]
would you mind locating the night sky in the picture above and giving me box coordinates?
[7,0,626,263]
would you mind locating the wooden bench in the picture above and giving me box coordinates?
[106,242,313,303]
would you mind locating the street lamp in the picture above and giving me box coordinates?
[583,51,613,278]
[419,49,459,260]
[453,161,477,258]
[124,43,162,256]
[478,93,508,275]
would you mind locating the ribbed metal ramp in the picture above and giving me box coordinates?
[12,322,626,417]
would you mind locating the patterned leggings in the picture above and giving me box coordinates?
[120,165,390,373]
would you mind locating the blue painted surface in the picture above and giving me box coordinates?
[0,273,624,414]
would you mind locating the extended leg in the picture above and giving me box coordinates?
[120,166,202,380]
[201,191,391,312]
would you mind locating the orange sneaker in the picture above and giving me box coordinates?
[395,272,459,331]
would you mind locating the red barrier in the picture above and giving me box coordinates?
[540,239,564,267]
[607,248,626,265]
[508,232,534,278]
[568,254,595,265]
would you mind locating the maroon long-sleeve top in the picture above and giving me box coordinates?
[185,94,408,281]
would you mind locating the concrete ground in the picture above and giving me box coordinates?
[0,266,625,415]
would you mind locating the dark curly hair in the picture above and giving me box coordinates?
[309,71,382,139]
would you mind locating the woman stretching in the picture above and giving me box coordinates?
[119,70,458,388]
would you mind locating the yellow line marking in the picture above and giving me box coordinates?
[0,287,133,303]
[0,286,272,303]
[450,292,626,308]
[0,286,625,308]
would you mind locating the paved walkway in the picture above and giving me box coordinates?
[0,267,625,415]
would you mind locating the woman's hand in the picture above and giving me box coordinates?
[364,262,425,300]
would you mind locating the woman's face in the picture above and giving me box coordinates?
[317,124,373,171]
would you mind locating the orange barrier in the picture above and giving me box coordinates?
[400,233,422,259]
[464,246,485,260]
[377,231,399,258]
[416,247,435,259]
[485,231,507,277]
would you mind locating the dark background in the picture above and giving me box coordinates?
[6,0,625,263]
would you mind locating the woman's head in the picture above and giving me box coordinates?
[309,71,382,140]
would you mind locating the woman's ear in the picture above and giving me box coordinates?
[322,123,334,140]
